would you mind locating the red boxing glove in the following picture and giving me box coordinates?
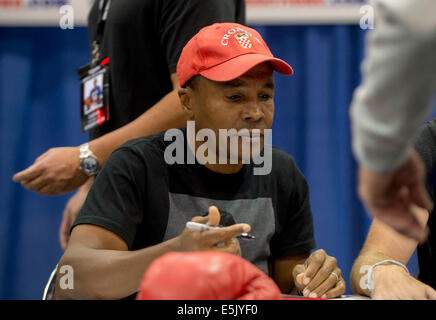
[136,251,282,300]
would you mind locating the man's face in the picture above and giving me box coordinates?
[185,62,274,161]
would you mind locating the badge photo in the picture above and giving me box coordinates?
[78,60,110,132]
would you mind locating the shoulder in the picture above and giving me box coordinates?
[110,131,169,166]
[270,146,300,175]
[263,146,307,188]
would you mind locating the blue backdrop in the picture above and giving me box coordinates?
[0,25,425,299]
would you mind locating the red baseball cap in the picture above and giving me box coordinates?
[177,23,294,87]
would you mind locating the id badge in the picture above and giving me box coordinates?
[78,58,110,132]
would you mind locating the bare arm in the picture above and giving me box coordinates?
[55,207,250,300]
[55,224,180,300]
[13,73,186,195]
[350,206,431,297]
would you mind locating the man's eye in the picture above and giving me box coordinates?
[226,95,241,101]
[260,94,272,100]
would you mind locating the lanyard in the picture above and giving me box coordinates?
[96,0,110,45]
[92,0,111,65]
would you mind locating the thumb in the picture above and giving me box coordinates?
[292,264,306,289]
[207,205,221,227]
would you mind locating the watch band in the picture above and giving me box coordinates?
[79,143,99,176]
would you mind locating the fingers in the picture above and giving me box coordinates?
[302,249,327,286]
[292,264,305,290]
[186,207,248,253]
[20,174,47,192]
[37,184,56,196]
[201,223,251,246]
[377,206,428,244]
[303,256,338,297]
[409,150,433,211]
[322,277,346,299]
[410,179,433,212]
[358,153,431,243]
[14,163,58,195]
[207,205,220,227]
[308,268,341,298]
[296,250,345,299]
[13,163,42,183]
[191,205,221,226]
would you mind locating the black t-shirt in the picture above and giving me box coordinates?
[86,0,245,140]
[413,119,436,289]
[73,128,316,277]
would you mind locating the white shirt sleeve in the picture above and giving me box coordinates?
[350,0,436,173]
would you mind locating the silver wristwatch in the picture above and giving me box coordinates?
[79,143,99,176]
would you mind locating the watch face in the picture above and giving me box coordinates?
[82,157,99,174]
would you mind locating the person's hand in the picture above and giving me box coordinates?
[358,149,433,243]
[293,249,346,299]
[371,264,436,300]
[59,177,94,250]
[174,206,250,256]
[12,146,88,195]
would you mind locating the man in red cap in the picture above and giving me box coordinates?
[54,23,345,300]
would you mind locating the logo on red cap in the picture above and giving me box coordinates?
[234,33,252,49]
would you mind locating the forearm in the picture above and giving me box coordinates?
[89,90,186,165]
[350,250,395,296]
[55,237,179,300]
[350,0,436,173]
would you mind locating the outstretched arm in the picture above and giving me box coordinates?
[13,73,186,195]
[55,206,250,300]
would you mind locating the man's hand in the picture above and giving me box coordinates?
[175,206,250,256]
[292,249,346,299]
[371,264,436,300]
[358,149,433,243]
[12,146,88,195]
[59,177,94,250]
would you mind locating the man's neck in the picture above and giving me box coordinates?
[186,135,244,174]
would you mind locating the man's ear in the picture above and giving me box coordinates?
[178,87,194,119]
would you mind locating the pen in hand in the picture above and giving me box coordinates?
[185,221,255,239]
